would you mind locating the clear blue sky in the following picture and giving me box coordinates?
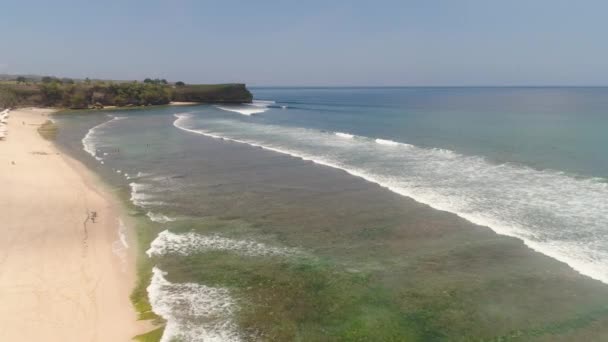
[1,0,606,86]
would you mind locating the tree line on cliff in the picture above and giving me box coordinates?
[0,76,252,109]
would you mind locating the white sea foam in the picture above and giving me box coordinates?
[250,100,275,107]
[147,267,241,342]
[215,100,275,116]
[147,211,177,223]
[118,219,129,248]
[147,230,297,258]
[128,173,186,208]
[335,132,354,139]
[82,116,127,161]
[111,219,129,270]
[375,138,399,146]
[173,113,608,284]
[129,182,158,207]
[136,171,150,178]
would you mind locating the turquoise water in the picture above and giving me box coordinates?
[54,87,608,341]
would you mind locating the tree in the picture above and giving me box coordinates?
[40,82,63,106]
[143,78,153,84]
[84,77,91,85]
[161,79,168,85]
[41,76,54,84]
[62,78,74,84]
[0,87,18,108]
[113,94,128,106]
[16,76,26,84]
[70,92,88,109]
[175,81,185,87]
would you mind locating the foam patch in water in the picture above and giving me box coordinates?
[146,230,298,258]
[147,211,177,223]
[215,100,275,116]
[148,267,241,342]
[82,116,127,161]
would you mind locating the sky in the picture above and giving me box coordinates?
[1,0,607,86]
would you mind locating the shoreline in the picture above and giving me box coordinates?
[38,101,202,114]
[16,100,229,114]
[0,108,149,341]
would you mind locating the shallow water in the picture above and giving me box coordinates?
[53,88,608,341]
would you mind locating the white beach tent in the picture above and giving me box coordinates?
[0,109,9,139]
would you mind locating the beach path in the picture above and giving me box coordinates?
[0,108,145,341]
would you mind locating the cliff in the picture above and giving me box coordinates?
[173,84,253,103]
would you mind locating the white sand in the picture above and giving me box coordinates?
[169,101,198,106]
[0,108,148,341]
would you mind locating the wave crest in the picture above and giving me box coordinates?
[335,132,354,139]
[215,100,276,116]
[148,267,241,342]
[82,116,127,161]
[146,230,298,258]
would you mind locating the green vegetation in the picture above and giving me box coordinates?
[0,75,252,109]
[130,217,163,322]
[134,326,165,342]
[143,78,168,85]
[173,83,252,103]
[159,252,421,341]
[0,86,18,108]
[121,202,608,342]
[135,216,423,341]
[37,120,58,140]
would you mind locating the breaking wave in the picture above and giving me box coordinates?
[147,267,241,342]
[82,116,127,162]
[215,100,276,116]
[334,132,354,139]
[147,211,177,223]
[375,138,400,146]
[146,230,298,258]
[111,219,129,270]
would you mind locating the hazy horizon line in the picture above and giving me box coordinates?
[3,73,608,88]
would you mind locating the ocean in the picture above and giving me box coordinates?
[54,87,608,341]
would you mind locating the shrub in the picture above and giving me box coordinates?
[0,87,18,108]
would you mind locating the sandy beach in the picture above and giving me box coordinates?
[169,101,199,106]
[0,108,145,341]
